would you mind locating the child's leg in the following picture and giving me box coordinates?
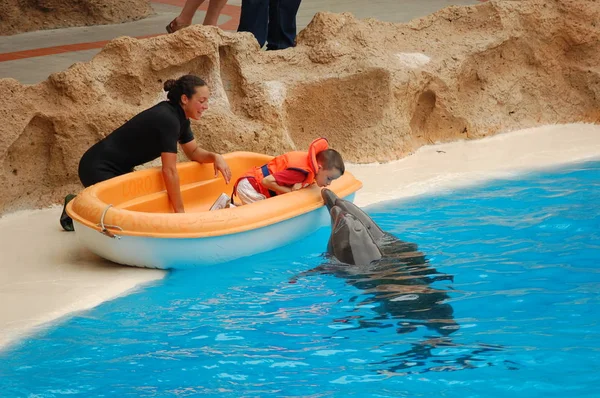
[236,178,267,205]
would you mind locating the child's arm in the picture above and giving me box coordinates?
[262,175,303,194]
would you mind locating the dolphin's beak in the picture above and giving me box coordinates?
[321,188,339,211]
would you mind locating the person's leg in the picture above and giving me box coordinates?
[167,0,206,33]
[60,150,122,231]
[236,178,267,205]
[203,0,228,26]
[78,158,122,189]
[266,0,302,50]
[237,0,269,48]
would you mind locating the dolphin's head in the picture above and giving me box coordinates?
[329,205,344,225]
[322,188,340,211]
[328,206,382,266]
[323,188,386,243]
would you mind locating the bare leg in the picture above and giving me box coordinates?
[203,0,228,26]
[175,0,206,26]
[167,0,228,33]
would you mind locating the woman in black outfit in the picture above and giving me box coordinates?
[60,74,231,231]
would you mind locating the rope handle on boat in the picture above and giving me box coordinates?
[96,204,123,240]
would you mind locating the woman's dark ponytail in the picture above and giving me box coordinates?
[163,79,177,92]
[163,75,207,103]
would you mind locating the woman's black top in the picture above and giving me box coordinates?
[78,101,194,187]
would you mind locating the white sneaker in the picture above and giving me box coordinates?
[209,193,230,211]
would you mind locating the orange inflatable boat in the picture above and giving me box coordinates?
[66,151,362,269]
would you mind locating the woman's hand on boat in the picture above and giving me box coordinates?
[182,142,230,184]
[214,154,232,184]
[292,183,304,191]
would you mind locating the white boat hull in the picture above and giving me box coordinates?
[74,193,354,269]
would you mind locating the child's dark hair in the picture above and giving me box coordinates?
[163,75,207,103]
[316,149,345,174]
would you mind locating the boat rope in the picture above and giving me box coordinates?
[97,204,123,239]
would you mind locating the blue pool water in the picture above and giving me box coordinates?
[1,161,599,397]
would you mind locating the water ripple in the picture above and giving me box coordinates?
[1,162,599,397]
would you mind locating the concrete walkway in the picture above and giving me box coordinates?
[0,0,484,84]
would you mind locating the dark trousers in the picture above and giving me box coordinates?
[237,0,302,50]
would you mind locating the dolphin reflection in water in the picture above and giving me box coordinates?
[293,189,508,373]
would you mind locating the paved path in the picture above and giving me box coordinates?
[0,0,484,84]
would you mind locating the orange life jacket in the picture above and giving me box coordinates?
[233,137,329,198]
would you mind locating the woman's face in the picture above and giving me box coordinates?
[181,85,210,120]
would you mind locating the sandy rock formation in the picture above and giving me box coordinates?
[0,0,599,214]
[0,0,152,35]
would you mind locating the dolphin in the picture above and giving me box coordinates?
[326,205,383,265]
[312,189,458,336]
[322,188,422,261]
[300,191,505,372]
[322,188,387,244]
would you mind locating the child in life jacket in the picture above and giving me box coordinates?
[232,137,345,205]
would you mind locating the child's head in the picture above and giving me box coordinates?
[315,149,345,187]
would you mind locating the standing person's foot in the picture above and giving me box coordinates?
[60,194,77,231]
[166,17,191,33]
